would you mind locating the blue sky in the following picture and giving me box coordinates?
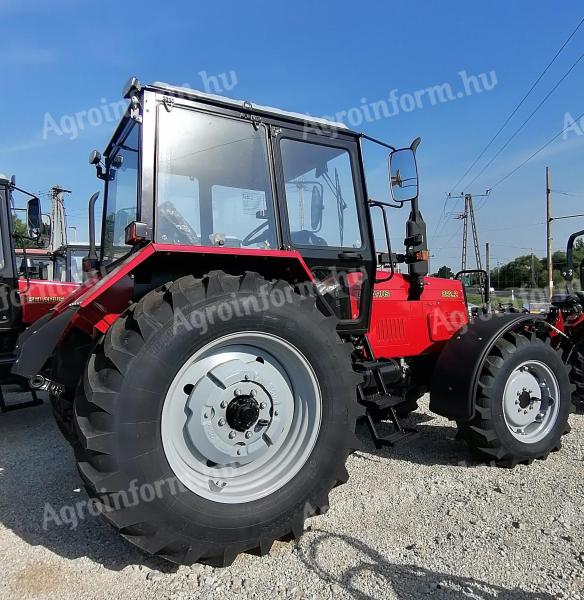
[1,0,583,271]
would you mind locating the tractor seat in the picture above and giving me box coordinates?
[290,230,328,246]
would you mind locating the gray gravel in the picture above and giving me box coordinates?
[0,388,582,600]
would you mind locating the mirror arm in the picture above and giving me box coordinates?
[369,198,404,210]
[369,201,395,284]
[360,133,396,152]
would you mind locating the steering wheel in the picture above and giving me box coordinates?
[242,221,270,246]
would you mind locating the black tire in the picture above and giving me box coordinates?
[458,330,574,467]
[50,388,75,443]
[569,345,584,409]
[74,271,361,566]
[50,329,94,444]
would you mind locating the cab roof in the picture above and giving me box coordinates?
[147,81,354,135]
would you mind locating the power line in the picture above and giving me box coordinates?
[447,15,584,195]
[465,53,584,189]
[491,108,584,189]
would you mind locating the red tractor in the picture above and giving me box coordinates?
[0,176,78,410]
[13,78,575,566]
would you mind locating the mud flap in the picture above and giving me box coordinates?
[11,307,78,379]
[429,313,542,422]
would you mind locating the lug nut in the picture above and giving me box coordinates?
[244,375,250,381]
[234,389,241,396]
[229,431,236,439]
[220,400,228,408]
[245,431,252,439]
[260,402,267,409]
[218,418,226,426]
[250,389,256,397]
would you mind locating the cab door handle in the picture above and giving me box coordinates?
[338,251,362,260]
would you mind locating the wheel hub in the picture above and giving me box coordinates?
[226,395,260,432]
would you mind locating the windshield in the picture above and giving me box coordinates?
[155,108,275,249]
[101,124,139,263]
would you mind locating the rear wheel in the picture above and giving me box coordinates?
[458,330,573,467]
[74,271,361,565]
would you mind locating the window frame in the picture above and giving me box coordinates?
[152,103,279,250]
[99,120,141,265]
[275,131,368,254]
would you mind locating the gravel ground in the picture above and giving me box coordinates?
[0,388,582,600]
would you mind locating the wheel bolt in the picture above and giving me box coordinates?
[234,389,241,396]
[220,400,227,408]
[250,389,256,397]
[523,410,528,415]
[245,431,252,439]
[218,418,226,426]
[244,375,250,381]
[229,431,236,439]
[260,402,267,409]
[515,400,519,405]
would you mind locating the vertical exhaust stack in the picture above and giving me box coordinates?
[405,195,429,300]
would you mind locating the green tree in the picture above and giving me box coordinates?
[496,254,542,289]
[12,216,37,249]
[432,265,454,279]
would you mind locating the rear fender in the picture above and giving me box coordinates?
[429,313,560,422]
[12,243,314,380]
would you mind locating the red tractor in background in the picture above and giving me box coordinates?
[0,175,78,410]
[550,229,584,405]
[13,79,576,567]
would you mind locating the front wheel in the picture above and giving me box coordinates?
[458,330,574,467]
[74,271,361,566]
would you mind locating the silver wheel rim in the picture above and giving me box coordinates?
[161,332,322,504]
[502,360,561,444]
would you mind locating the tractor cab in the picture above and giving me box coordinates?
[80,79,433,336]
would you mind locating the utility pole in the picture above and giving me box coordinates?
[546,167,553,300]
[485,242,492,312]
[456,193,484,272]
[49,185,71,251]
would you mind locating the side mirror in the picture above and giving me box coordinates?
[389,144,420,204]
[311,185,324,230]
[89,150,101,165]
[579,259,584,290]
[26,197,42,238]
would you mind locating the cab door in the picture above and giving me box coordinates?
[272,128,375,334]
[0,182,21,354]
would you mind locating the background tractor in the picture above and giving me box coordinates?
[0,175,79,410]
[13,78,576,566]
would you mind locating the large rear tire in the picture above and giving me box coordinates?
[74,271,361,566]
[458,330,573,467]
